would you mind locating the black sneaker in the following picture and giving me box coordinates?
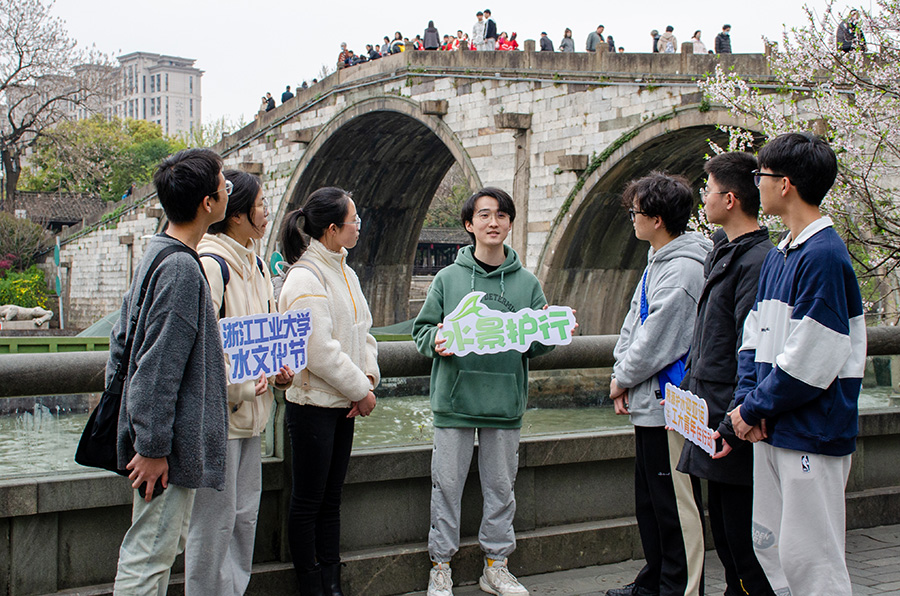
[605,583,659,596]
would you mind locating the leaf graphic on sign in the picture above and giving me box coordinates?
[437,291,577,357]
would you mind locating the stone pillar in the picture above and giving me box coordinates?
[119,234,134,287]
[495,112,533,266]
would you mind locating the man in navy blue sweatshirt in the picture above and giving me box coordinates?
[729,133,865,596]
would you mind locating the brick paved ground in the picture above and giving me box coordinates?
[410,524,900,595]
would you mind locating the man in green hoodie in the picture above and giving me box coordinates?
[414,187,554,596]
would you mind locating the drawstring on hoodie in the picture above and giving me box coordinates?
[470,264,506,297]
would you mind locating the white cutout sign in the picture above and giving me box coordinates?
[437,291,577,357]
[664,384,716,456]
[219,309,312,384]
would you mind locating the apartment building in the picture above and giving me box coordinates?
[116,52,203,137]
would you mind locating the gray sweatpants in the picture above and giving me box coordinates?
[184,436,262,596]
[752,441,852,596]
[429,427,520,563]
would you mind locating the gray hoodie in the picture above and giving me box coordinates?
[613,232,712,427]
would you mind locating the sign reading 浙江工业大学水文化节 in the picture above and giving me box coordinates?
[219,309,311,384]
[437,291,577,357]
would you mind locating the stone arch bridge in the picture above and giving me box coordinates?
[57,49,769,333]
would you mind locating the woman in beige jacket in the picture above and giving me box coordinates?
[184,170,287,596]
[278,187,380,596]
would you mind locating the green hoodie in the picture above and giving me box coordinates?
[413,245,553,428]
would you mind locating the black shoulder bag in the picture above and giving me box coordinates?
[75,244,193,474]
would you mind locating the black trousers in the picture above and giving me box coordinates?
[707,480,775,596]
[286,403,355,573]
[633,426,705,596]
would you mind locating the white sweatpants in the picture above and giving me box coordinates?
[752,441,852,596]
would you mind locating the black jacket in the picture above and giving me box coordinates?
[485,18,497,40]
[715,32,732,53]
[539,36,554,51]
[677,227,773,485]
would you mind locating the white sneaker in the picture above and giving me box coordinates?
[479,558,529,596]
[428,562,453,596]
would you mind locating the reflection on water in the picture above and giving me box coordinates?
[353,395,632,448]
[1,388,897,477]
[1,404,87,475]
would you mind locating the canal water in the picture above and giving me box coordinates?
[0,389,896,478]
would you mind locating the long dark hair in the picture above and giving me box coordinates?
[208,169,263,235]
[280,187,351,264]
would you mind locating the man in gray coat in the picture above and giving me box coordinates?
[586,25,605,52]
[607,172,711,596]
[112,148,230,595]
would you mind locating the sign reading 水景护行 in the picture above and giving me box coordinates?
[437,291,577,357]
[219,309,312,384]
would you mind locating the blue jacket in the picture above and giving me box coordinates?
[735,218,865,456]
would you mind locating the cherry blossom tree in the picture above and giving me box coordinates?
[0,0,115,212]
[700,0,900,320]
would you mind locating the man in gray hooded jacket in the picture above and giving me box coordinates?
[112,148,230,595]
[607,172,711,596]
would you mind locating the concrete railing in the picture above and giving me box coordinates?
[5,327,900,398]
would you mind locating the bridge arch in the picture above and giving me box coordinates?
[267,96,482,325]
[537,108,762,335]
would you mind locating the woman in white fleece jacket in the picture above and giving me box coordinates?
[185,169,289,596]
[278,187,380,596]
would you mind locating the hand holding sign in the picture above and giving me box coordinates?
[663,384,716,456]
[219,309,312,384]
[436,292,576,357]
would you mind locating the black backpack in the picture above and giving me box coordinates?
[75,244,198,475]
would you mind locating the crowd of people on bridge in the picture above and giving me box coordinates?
[100,117,862,596]
[253,14,738,112]
[332,15,737,69]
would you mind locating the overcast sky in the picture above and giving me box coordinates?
[53,0,866,127]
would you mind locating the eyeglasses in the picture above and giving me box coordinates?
[211,179,234,198]
[751,169,785,188]
[475,210,510,222]
[336,214,362,230]
[699,187,728,200]
[628,209,649,222]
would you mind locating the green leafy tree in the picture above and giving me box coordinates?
[21,116,186,200]
[424,164,470,228]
